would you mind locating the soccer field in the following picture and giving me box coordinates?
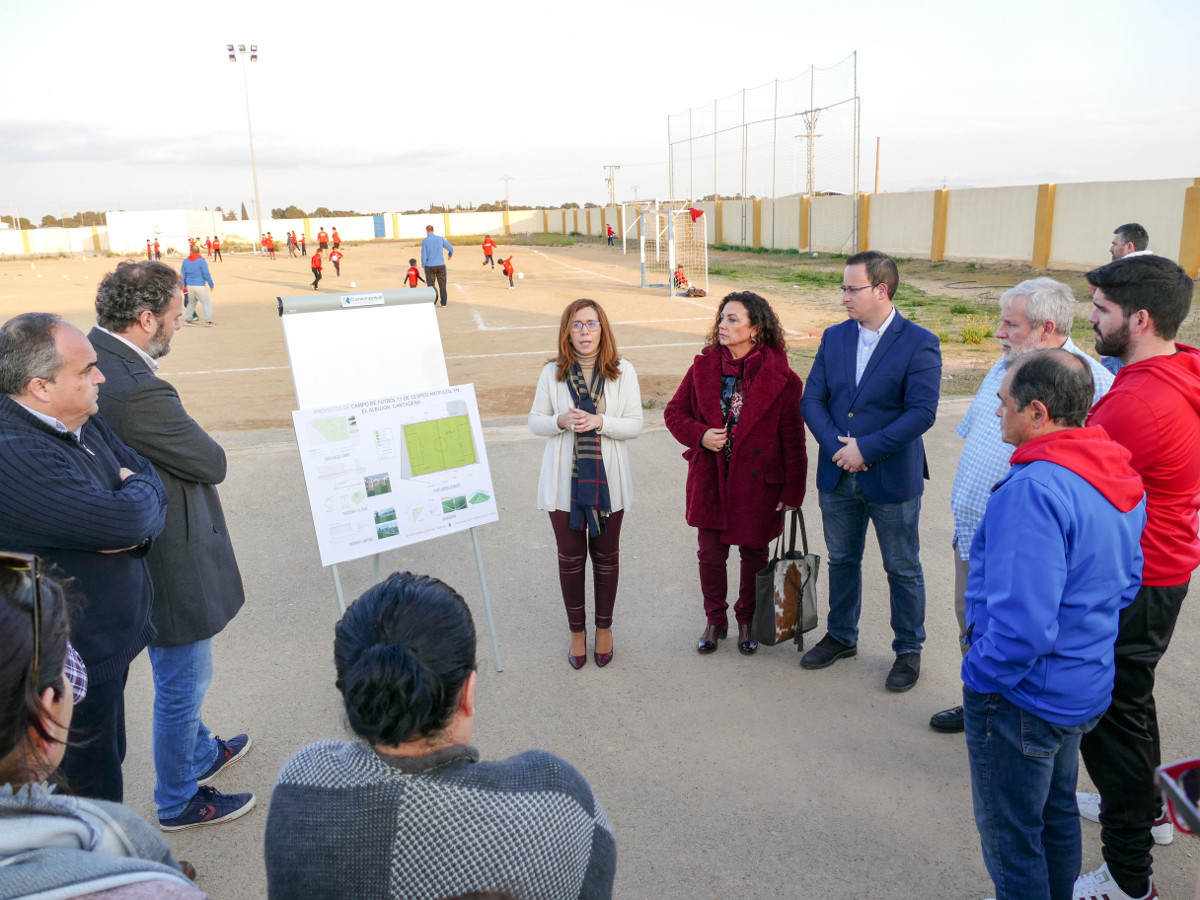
[0,240,839,430]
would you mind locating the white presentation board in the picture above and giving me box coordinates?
[292,384,499,567]
[278,288,447,407]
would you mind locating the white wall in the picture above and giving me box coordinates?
[944,185,1039,263]
[810,195,856,254]
[870,191,934,257]
[1049,178,1191,269]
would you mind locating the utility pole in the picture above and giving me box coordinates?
[874,137,881,193]
[631,185,640,201]
[794,109,824,199]
[227,43,263,254]
[499,175,514,210]
[603,165,620,207]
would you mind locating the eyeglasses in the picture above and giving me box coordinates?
[570,320,601,333]
[1,551,42,688]
[0,551,87,704]
[840,284,876,295]
[1156,757,1200,836]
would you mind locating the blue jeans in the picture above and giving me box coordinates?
[818,472,926,654]
[149,639,219,818]
[965,688,1098,900]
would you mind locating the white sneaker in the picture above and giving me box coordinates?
[1073,862,1157,900]
[1076,792,1174,845]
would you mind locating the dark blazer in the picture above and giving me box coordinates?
[801,310,941,503]
[665,343,807,548]
[90,328,245,647]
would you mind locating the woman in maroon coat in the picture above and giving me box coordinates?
[665,291,807,655]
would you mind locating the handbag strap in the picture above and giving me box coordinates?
[779,508,804,556]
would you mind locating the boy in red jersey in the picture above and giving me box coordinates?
[481,235,496,269]
[406,258,424,288]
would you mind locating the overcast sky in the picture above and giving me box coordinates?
[3,0,1198,223]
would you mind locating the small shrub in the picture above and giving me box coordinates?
[949,301,975,315]
[936,331,952,343]
[960,324,993,344]
[641,398,657,410]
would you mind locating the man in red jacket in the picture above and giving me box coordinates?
[1072,254,1200,900]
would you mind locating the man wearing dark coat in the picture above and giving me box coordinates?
[90,260,256,831]
[800,250,942,692]
[0,313,168,802]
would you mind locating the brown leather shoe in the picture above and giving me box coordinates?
[737,622,758,655]
[697,623,723,654]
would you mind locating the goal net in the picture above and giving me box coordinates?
[638,206,708,295]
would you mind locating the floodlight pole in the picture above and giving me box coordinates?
[229,43,264,254]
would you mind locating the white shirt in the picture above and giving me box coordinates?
[13,400,80,439]
[95,326,158,372]
[855,306,897,385]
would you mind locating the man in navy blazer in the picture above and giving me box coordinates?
[800,250,942,692]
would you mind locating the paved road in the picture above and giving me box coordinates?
[119,400,1200,899]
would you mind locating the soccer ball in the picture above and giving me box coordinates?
[517,272,524,280]
[350,281,357,287]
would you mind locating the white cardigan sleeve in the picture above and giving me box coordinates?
[528,363,565,436]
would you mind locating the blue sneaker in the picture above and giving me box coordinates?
[196,734,252,787]
[159,786,256,832]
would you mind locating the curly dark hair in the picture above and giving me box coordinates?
[334,572,476,748]
[705,291,786,350]
[94,260,179,332]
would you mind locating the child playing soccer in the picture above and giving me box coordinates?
[311,249,323,290]
[501,255,515,289]
[481,235,496,269]
[406,258,425,288]
[329,247,344,276]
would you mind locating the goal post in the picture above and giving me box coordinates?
[638,205,708,296]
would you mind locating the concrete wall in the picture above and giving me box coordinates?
[943,185,1039,263]
[810,195,856,254]
[870,191,935,258]
[1048,178,1191,269]
[9,179,1198,276]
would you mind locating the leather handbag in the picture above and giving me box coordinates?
[752,509,820,649]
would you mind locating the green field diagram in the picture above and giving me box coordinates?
[305,415,359,446]
[469,491,491,504]
[441,496,468,513]
[403,415,478,476]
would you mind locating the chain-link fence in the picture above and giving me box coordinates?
[668,53,859,249]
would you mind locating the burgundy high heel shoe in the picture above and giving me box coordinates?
[568,631,587,670]
[594,630,614,668]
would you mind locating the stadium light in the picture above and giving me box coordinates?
[228,42,264,254]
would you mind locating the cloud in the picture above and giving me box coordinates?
[0,121,448,169]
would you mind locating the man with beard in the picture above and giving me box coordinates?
[929,278,1113,735]
[1072,254,1200,900]
[89,261,255,831]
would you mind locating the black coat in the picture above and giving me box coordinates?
[90,328,245,647]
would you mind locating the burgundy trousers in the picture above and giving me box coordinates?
[549,510,624,633]
[697,528,768,627]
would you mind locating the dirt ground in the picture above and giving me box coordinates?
[0,240,999,431]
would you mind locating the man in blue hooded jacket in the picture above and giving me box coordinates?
[963,349,1145,900]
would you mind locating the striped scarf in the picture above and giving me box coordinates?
[567,362,611,535]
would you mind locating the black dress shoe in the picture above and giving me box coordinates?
[930,705,964,733]
[799,633,858,669]
[697,623,723,654]
[885,652,921,692]
[737,623,758,655]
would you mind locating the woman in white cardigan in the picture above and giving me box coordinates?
[529,299,643,670]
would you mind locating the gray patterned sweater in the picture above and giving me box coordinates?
[264,742,616,900]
